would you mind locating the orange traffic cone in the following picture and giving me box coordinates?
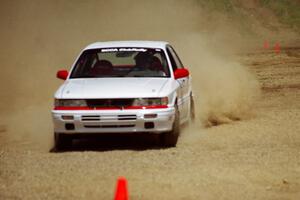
[114,177,128,200]
[263,40,269,49]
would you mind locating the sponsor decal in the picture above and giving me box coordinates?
[101,48,149,52]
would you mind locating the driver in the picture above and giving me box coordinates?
[127,51,165,77]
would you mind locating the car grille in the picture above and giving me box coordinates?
[86,99,134,108]
[117,115,137,120]
[82,115,101,121]
[84,124,135,128]
[81,115,137,121]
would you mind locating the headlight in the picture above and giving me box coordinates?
[132,97,168,106]
[55,99,87,107]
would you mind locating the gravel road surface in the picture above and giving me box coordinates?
[1,48,300,199]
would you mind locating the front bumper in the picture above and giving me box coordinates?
[52,107,175,134]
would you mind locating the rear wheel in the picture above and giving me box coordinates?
[190,95,196,122]
[54,132,72,151]
[161,105,180,147]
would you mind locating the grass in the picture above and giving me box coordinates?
[194,0,300,32]
[196,0,234,12]
[260,0,300,31]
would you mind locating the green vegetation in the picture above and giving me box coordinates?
[196,0,235,12]
[260,0,300,30]
[194,0,300,32]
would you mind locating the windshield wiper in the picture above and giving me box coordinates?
[112,75,126,77]
[126,75,144,77]
[72,75,97,78]
[72,74,128,78]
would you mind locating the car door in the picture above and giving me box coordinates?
[166,46,190,121]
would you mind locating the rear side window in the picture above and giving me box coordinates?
[166,46,184,71]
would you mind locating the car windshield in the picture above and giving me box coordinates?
[70,48,170,78]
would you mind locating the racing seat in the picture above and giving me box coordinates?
[90,60,113,76]
[150,57,164,72]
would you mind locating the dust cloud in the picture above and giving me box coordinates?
[180,36,261,127]
[0,0,261,151]
[192,52,260,126]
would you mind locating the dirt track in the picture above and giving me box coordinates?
[1,48,299,199]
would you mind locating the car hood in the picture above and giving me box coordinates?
[57,78,171,99]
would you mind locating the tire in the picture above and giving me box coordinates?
[54,132,72,151]
[161,105,180,147]
[190,95,196,122]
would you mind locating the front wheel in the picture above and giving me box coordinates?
[54,132,72,151]
[161,106,180,147]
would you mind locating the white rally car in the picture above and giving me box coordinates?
[52,41,194,149]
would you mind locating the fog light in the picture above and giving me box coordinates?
[144,114,157,118]
[144,122,154,129]
[62,115,74,120]
[65,123,75,130]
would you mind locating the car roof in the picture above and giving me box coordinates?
[84,40,169,50]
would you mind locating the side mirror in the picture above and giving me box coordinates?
[174,68,189,79]
[56,70,68,80]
